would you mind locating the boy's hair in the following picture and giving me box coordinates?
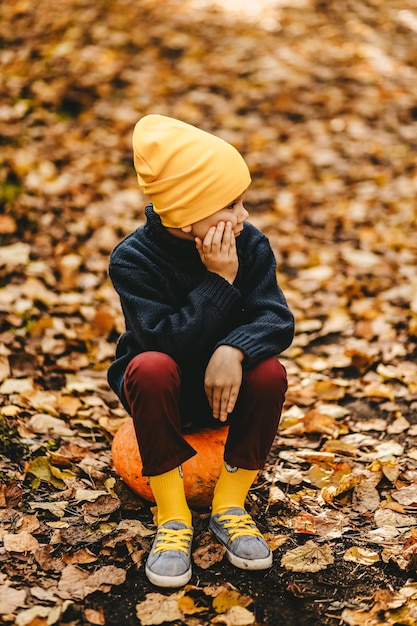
[132,115,251,228]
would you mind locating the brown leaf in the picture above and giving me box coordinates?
[0,586,27,616]
[3,530,40,553]
[58,564,126,600]
[192,530,226,570]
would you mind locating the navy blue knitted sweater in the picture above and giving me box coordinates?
[107,204,294,412]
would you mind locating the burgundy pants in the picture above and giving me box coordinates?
[123,352,287,476]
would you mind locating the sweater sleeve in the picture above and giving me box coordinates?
[216,233,294,368]
[109,252,242,370]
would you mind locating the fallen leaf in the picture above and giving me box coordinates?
[281,540,334,572]
[29,501,69,518]
[0,242,30,267]
[3,531,40,553]
[263,532,290,551]
[315,380,346,401]
[391,486,417,507]
[14,601,73,626]
[212,589,253,613]
[26,413,74,437]
[0,378,34,394]
[374,509,417,529]
[58,564,126,600]
[352,479,381,513]
[211,605,255,625]
[84,608,106,625]
[0,586,27,615]
[343,546,380,565]
[135,593,183,625]
[75,488,111,503]
[177,595,207,615]
[192,530,226,569]
[25,457,75,489]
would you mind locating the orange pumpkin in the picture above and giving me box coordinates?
[111,419,229,508]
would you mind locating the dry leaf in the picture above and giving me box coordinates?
[212,589,253,613]
[74,489,109,503]
[343,546,380,565]
[135,593,183,625]
[29,501,69,518]
[0,242,30,267]
[14,601,73,626]
[177,595,207,615]
[374,509,417,529]
[3,531,40,553]
[281,540,334,572]
[192,531,226,570]
[26,414,74,437]
[84,608,106,625]
[211,606,255,625]
[392,486,417,507]
[304,409,340,438]
[263,532,290,551]
[58,564,126,600]
[352,480,381,513]
[314,380,346,401]
[0,586,27,616]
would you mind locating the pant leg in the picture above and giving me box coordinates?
[224,357,287,470]
[123,352,196,476]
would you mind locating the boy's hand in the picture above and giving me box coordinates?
[195,221,238,284]
[204,345,244,421]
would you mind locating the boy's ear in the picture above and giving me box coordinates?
[180,225,192,233]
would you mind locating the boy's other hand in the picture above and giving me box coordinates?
[195,221,238,284]
[204,345,244,422]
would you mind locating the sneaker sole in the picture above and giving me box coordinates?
[145,564,192,588]
[226,549,273,570]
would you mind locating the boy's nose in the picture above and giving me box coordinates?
[239,205,249,222]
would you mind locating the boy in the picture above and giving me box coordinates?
[108,114,294,588]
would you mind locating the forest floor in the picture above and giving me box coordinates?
[1,0,417,624]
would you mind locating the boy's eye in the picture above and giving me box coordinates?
[226,200,237,210]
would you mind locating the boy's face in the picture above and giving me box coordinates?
[179,193,249,241]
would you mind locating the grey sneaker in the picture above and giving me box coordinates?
[145,521,193,588]
[209,507,272,570]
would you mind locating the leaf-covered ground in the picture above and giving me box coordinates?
[1,0,417,624]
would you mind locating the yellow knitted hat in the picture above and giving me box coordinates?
[132,114,251,228]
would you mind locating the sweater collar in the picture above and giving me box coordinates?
[143,204,200,260]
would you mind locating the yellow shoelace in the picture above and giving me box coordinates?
[217,513,263,541]
[154,527,193,554]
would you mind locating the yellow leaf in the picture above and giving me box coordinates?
[343,546,380,565]
[50,464,76,482]
[213,590,253,614]
[25,457,67,489]
[177,596,207,615]
[334,473,365,497]
[363,382,394,401]
[315,380,346,401]
[309,465,333,488]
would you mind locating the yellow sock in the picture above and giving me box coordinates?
[149,467,192,527]
[212,463,258,515]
